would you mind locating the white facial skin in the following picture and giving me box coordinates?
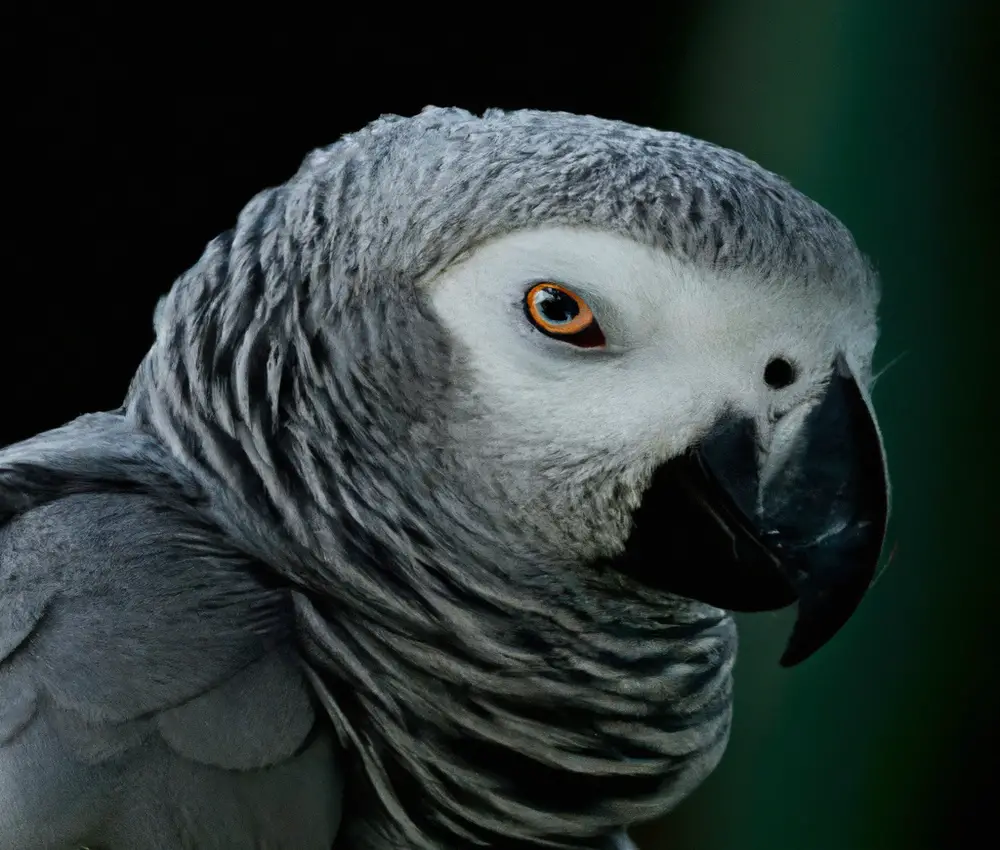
[422,226,879,568]
[427,226,877,469]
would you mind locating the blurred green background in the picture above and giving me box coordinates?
[17,4,995,849]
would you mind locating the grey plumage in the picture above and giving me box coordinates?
[1,107,886,849]
[0,415,342,849]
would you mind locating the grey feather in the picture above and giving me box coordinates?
[0,415,342,848]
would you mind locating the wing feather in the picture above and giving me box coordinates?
[0,416,343,849]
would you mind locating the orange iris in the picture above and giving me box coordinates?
[526,283,597,336]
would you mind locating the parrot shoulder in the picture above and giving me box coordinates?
[0,415,343,847]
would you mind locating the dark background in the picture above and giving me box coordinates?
[11,4,996,848]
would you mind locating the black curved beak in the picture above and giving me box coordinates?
[607,354,889,666]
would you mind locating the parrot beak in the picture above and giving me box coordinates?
[607,354,889,666]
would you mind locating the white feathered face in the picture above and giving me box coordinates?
[428,226,877,465]
[425,226,888,665]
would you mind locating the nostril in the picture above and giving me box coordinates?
[764,357,797,390]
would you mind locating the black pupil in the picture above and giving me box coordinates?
[535,288,578,324]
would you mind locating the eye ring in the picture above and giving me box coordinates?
[524,282,606,348]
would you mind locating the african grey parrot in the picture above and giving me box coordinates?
[0,107,889,850]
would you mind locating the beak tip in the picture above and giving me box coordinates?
[778,623,822,667]
[778,651,801,668]
[778,639,817,668]
[777,564,879,667]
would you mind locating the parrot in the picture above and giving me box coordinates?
[0,106,889,850]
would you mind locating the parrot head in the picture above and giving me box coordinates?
[134,107,890,667]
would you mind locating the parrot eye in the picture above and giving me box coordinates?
[524,283,606,348]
